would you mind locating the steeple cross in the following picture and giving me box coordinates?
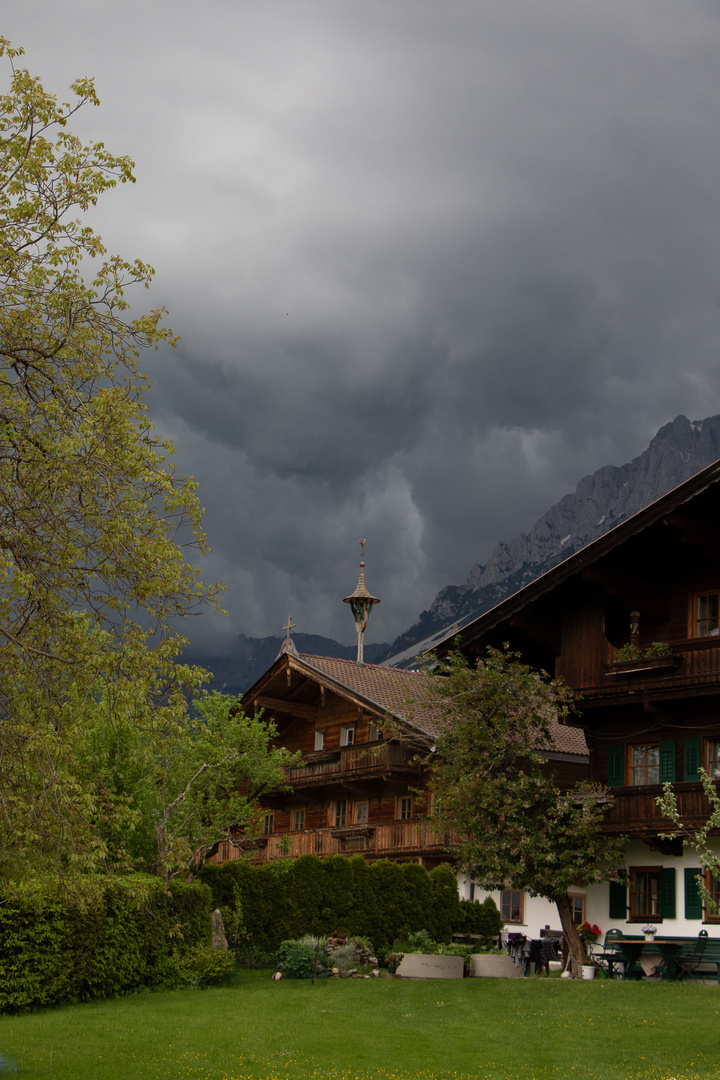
[283,614,296,643]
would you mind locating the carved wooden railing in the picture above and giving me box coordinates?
[577,639,720,699]
[213,819,459,864]
[602,781,716,835]
[287,741,422,787]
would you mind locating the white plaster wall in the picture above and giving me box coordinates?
[584,840,720,937]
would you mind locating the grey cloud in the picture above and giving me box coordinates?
[5,0,720,649]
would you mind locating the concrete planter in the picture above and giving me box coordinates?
[470,953,522,979]
[396,954,464,979]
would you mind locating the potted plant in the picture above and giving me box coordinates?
[578,923,601,980]
[642,924,657,942]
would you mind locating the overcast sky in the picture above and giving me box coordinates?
[5,1,720,654]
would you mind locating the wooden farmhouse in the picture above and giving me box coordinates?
[214,642,452,867]
[212,582,588,938]
[436,458,720,934]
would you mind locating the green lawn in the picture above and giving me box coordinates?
[0,972,717,1080]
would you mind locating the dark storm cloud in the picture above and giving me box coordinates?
[5,1,720,651]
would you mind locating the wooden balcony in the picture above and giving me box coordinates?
[601,780,718,837]
[212,819,458,865]
[579,639,720,703]
[286,740,423,789]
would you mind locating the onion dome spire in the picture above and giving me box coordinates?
[343,539,380,665]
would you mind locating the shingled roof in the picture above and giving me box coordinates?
[243,650,587,759]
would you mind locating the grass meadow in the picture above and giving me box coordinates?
[0,972,718,1080]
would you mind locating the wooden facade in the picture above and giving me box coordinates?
[440,459,720,875]
[211,648,458,868]
[211,645,588,870]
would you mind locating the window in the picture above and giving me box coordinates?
[398,796,412,821]
[630,744,660,785]
[334,799,347,827]
[354,801,368,825]
[707,740,720,779]
[340,725,355,747]
[695,592,720,637]
[368,723,380,742]
[292,809,305,831]
[704,871,720,923]
[314,729,325,751]
[262,813,274,835]
[629,867,662,920]
[569,894,586,926]
[501,890,524,924]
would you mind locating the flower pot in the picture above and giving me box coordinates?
[644,934,655,942]
[581,964,595,980]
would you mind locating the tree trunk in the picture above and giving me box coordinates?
[555,893,586,978]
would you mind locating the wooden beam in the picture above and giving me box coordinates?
[581,566,669,617]
[254,695,318,720]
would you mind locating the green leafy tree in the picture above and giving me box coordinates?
[0,40,223,882]
[421,648,625,975]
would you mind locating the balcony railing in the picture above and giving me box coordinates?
[286,740,422,788]
[577,639,720,700]
[212,819,458,865]
[602,781,716,836]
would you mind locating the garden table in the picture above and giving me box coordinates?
[615,938,686,981]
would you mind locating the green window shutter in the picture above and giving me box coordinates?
[659,740,676,784]
[609,879,627,919]
[684,737,701,782]
[684,867,703,919]
[660,867,676,919]
[607,743,625,787]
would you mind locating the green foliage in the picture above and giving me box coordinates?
[155,945,235,990]
[0,40,223,882]
[614,641,671,662]
[200,855,469,957]
[658,768,720,913]
[406,928,436,952]
[460,896,504,948]
[276,938,328,979]
[423,647,625,970]
[0,874,211,1012]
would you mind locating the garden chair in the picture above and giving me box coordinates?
[676,931,708,981]
[589,928,625,978]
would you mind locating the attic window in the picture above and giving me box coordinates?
[340,725,355,747]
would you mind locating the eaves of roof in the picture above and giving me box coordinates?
[434,456,720,656]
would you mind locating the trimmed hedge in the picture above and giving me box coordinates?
[200,856,500,957]
[0,874,212,1013]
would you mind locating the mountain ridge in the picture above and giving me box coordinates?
[192,413,720,687]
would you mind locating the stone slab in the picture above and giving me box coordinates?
[470,953,523,979]
[396,953,464,979]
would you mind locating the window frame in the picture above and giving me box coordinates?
[292,809,305,831]
[340,725,355,747]
[628,743,660,786]
[314,729,326,752]
[704,870,720,923]
[262,812,275,835]
[707,739,720,780]
[354,800,369,825]
[334,799,347,827]
[693,591,720,638]
[500,889,524,924]
[397,795,412,821]
[569,893,586,926]
[628,866,663,922]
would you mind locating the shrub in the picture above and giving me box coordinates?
[276,938,328,979]
[0,875,212,1012]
